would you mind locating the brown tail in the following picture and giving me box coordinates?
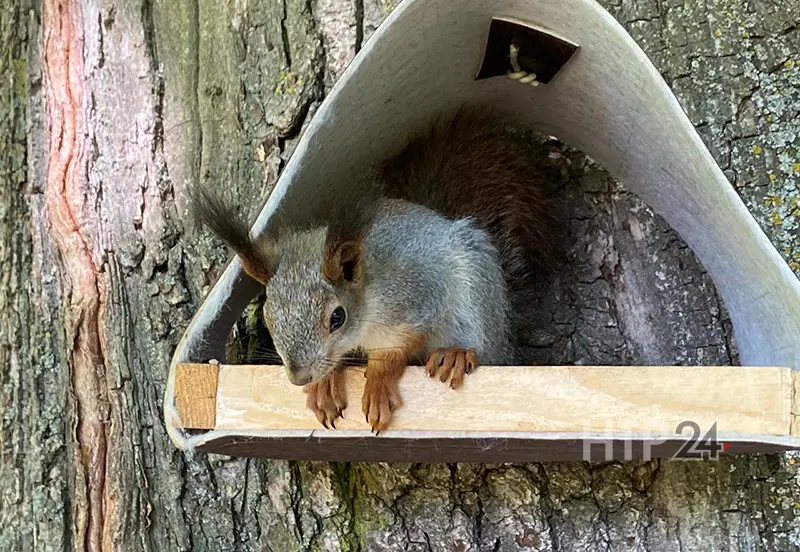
[381,106,561,283]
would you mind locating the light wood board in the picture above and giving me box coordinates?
[174,363,796,436]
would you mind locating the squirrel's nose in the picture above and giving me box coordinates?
[285,363,312,386]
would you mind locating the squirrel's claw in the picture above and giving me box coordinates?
[361,376,401,434]
[425,350,444,378]
[425,347,479,390]
[305,371,348,429]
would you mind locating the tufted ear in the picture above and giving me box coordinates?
[187,183,277,285]
[322,239,363,284]
[320,175,379,285]
[235,241,276,286]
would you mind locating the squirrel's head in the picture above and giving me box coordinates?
[188,179,375,386]
[247,227,369,386]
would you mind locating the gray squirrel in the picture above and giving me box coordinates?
[189,107,558,433]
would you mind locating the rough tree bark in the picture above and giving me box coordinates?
[2,0,800,551]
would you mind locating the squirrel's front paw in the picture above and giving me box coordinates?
[361,374,402,434]
[425,348,478,389]
[304,370,347,429]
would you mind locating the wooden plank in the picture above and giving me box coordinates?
[174,364,794,437]
[194,435,799,463]
[174,363,219,429]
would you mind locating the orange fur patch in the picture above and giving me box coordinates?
[361,331,427,433]
[241,258,273,286]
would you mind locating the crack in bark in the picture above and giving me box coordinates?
[534,465,562,552]
[42,1,109,551]
[280,0,293,69]
[288,461,307,545]
[191,0,203,187]
[353,0,364,53]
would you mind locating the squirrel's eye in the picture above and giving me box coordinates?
[329,306,346,332]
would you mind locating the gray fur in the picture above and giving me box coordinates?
[365,200,512,362]
[261,198,512,384]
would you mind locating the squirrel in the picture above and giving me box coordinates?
[189,107,558,433]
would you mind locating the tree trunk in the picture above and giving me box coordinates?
[2,0,800,551]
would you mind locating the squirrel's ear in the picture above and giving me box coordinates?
[322,239,363,285]
[321,175,376,285]
[186,183,276,286]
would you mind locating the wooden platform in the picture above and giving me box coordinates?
[171,363,800,462]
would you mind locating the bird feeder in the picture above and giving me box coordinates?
[164,0,800,462]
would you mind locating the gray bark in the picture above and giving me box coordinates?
[1,0,799,551]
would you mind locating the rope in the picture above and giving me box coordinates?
[507,43,540,87]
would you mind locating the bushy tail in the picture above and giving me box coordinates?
[380,106,562,284]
